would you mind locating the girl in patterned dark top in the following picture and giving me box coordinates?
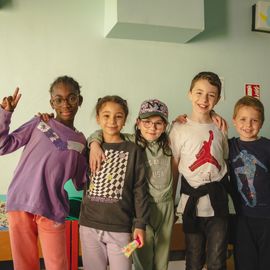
[79,95,148,270]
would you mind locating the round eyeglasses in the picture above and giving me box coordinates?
[51,94,79,107]
[140,119,165,129]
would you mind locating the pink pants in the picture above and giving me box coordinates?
[8,211,68,270]
[79,225,132,270]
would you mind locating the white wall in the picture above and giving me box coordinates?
[1,0,270,193]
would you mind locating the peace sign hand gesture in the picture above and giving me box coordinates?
[1,87,22,112]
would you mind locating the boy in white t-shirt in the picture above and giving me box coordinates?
[170,71,229,270]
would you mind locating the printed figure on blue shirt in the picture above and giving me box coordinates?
[229,96,270,270]
[79,95,148,270]
[0,76,87,270]
[233,149,267,207]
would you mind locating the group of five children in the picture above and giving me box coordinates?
[0,72,269,270]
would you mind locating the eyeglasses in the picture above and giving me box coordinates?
[51,94,79,107]
[140,119,165,129]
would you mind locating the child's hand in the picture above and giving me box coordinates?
[1,87,21,112]
[133,228,145,248]
[36,112,54,122]
[173,114,187,124]
[211,112,228,134]
[89,141,106,174]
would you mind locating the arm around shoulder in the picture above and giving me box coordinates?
[133,147,149,231]
[87,129,103,147]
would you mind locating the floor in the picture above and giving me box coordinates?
[0,259,188,270]
[78,261,187,270]
[76,260,187,270]
[161,260,186,270]
[1,252,234,270]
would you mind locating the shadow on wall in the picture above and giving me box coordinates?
[191,0,229,42]
[0,0,12,9]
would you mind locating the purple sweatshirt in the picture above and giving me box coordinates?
[0,108,87,223]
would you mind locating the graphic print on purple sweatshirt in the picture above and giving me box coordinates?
[37,121,84,153]
[87,149,129,203]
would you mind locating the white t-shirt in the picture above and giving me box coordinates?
[170,118,228,217]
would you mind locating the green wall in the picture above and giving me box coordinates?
[1,0,270,193]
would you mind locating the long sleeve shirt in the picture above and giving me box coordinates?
[0,108,87,223]
[79,141,148,232]
[229,137,270,218]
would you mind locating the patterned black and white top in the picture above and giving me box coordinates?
[79,141,149,233]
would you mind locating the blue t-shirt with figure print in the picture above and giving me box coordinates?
[229,137,270,218]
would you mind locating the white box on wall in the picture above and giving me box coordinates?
[252,1,270,32]
[104,0,205,43]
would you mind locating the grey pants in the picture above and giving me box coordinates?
[79,226,132,270]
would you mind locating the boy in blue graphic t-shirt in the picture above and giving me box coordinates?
[229,96,270,270]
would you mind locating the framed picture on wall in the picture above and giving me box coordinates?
[252,1,270,33]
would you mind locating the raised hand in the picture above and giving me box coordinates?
[1,87,21,112]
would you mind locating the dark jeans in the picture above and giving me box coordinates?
[185,216,228,270]
[234,216,270,270]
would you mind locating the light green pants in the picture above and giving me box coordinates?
[133,199,174,270]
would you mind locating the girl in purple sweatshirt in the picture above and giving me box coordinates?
[0,76,87,270]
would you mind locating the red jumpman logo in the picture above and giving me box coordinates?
[189,130,221,172]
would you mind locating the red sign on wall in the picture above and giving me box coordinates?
[245,84,260,99]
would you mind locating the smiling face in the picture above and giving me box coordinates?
[50,82,82,128]
[96,101,126,143]
[137,115,167,142]
[188,79,220,121]
[233,105,262,141]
